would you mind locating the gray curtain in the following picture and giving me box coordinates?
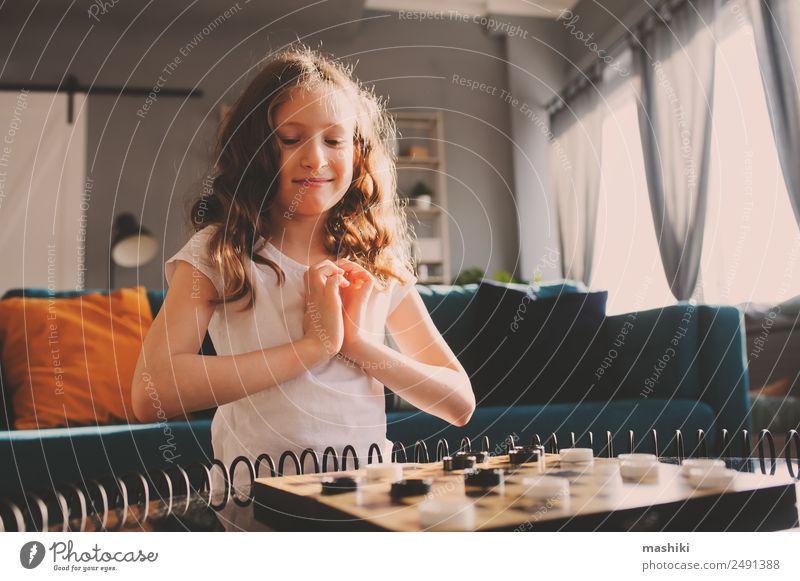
[551,87,603,285]
[747,0,800,226]
[635,0,719,300]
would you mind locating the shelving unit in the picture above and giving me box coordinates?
[392,111,450,285]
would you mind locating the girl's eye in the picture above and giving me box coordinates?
[326,139,345,147]
[279,137,299,145]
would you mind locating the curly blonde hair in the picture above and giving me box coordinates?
[190,46,415,309]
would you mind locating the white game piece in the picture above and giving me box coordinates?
[687,467,736,489]
[559,448,594,463]
[418,499,475,531]
[537,446,547,472]
[681,458,725,476]
[620,459,659,483]
[593,461,620,475]
[522,476,570,500]
[617,453,657,462]
[591,462,621,495]
[366,463,403,482]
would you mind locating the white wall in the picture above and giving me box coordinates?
[504,16,569,281]
[0,91,87,295]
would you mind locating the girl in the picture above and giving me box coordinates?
[132,47,475,494]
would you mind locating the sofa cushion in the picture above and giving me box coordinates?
[535,280,589,298]
[466,281,609,406]
[416,284,479,358]
[0,287,152,429]
[609,304,701,401]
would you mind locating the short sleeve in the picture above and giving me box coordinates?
[165,226,224,296]
[387,270,418,316]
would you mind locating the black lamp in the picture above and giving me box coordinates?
[110,213,158,288]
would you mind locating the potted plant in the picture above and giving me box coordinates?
[410,181,433,210]
[453,267,485,285]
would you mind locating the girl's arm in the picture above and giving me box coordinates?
[131,260,341,422]
[346,288,476,427]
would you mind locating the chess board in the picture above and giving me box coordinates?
[252,452,799,531]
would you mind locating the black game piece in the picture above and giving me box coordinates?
[443,452,476,471]
[464,468,504,488]
[508,446,540,465]
[390,478,433,499]
[469,450,490,463]
[321,476,359,495]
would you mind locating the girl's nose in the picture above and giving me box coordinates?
[301,137,328,170]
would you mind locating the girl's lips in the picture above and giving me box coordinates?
[294,178,333,187]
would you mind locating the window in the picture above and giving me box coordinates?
[591,54,674,315]
[590,2,800,314]
[699,5,800,305]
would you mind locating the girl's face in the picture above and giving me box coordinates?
[272,86,357,219]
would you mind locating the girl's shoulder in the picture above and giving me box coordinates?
[386,264,418,315]
[165,225,223,294]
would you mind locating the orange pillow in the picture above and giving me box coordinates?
[0,287,153,429]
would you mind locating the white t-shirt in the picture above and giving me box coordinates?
[165,225,417,479]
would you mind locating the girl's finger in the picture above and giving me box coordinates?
[340,264,374,285]
[336,257,368,275]
[312,260,345,278]
[325,274,344,304]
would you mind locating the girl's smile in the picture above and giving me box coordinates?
[292,177,335,187]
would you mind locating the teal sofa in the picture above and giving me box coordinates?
[0,283,751,498]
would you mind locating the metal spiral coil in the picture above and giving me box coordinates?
[341,445,360,471]
[300,449,321,474]
[278,451,302,476]
[3,429,799,532]
[435,439,450,461]
[392,441,407,463]
[368,443,384,465]
[414,440,430,463]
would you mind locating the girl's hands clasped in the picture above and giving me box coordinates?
[337,258,379,362]
[302,260,349,360]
